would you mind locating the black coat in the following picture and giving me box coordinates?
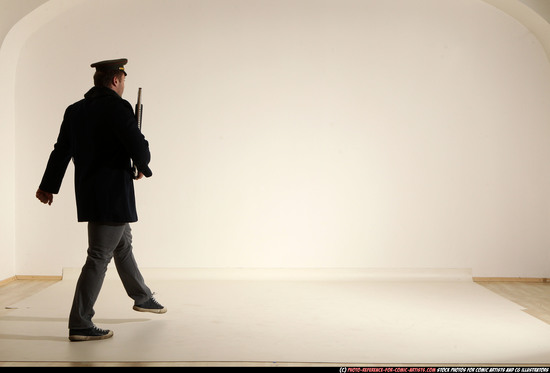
[39,86,152,223]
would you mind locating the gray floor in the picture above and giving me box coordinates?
[2,268,550,366]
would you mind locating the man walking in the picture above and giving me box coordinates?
[36,58,166,342]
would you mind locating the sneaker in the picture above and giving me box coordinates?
[69,325,113,342]
[133,296,167,314]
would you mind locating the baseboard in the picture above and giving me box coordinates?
[0,276,16,286]
[15,275,62,281]
[3,272,549,284]
[473,277,550,283]
[0,275,62,286]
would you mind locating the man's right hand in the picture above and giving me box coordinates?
[36,189,53,205]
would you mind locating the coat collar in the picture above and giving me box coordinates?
[84,86,121,100]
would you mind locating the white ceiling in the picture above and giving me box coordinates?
[1,0,550,54]
[0,0,48,47]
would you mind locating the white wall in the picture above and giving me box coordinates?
[0,29,16,280]
[0,0,57,280]
[8,0,550,277]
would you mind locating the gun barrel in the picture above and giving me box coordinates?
[135,87,143,129]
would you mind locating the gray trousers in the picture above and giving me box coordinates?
[68,222,152,329]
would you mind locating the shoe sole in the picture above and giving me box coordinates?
[69,330,113,342]
[133,305,167,314]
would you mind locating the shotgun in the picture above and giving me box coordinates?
[132,87,143,179]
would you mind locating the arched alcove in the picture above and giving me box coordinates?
[3,0,550,279]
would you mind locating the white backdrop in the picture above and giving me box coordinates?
[8,0,550,277]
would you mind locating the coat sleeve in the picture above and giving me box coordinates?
[38,107,74,194]
[112,100,153,177]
